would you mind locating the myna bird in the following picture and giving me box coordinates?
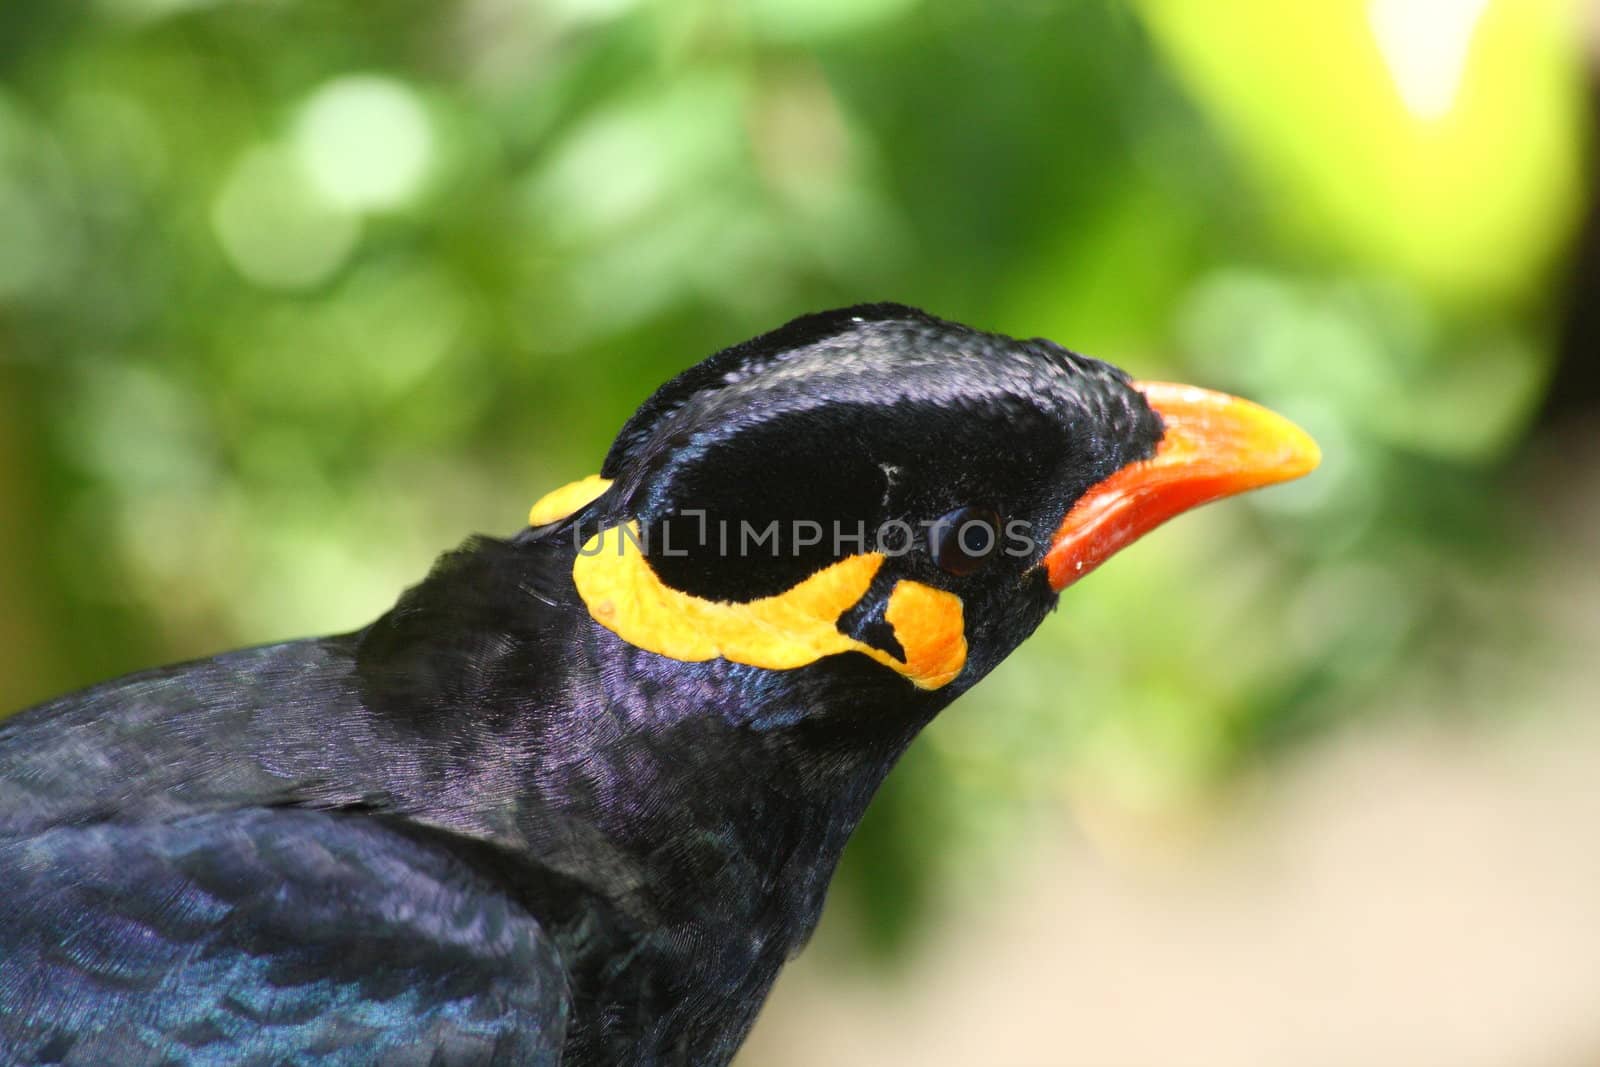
[0,304,1318,1065]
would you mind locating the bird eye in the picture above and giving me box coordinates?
[930,506,1002,577]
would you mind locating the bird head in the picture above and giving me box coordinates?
[527,304,1318,717]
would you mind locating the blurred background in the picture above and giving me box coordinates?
[1,0,1596,1063]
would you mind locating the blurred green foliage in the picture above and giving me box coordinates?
[0,0,1589,956]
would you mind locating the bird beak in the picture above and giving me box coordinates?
[1043,381,1321,592]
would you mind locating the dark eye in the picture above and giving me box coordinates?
[930,506,1002,577]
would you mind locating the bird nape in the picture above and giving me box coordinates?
[0,304,1318,1066]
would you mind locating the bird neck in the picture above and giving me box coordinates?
[512,629,929,1064]
[357,535,938,1017]
[531,623,927,940]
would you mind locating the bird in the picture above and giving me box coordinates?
[0,304,1318,1066]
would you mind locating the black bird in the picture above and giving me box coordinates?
[0,305,1318,1065]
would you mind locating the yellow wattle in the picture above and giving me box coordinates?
[570,522,966,690]
[529,474,613,527]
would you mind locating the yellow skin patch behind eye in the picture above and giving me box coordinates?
[529,474,613,527]
[570,522,967,690]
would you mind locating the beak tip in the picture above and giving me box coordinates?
[1270,417,1322,484]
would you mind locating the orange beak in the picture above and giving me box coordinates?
[1043,381,1321,592]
